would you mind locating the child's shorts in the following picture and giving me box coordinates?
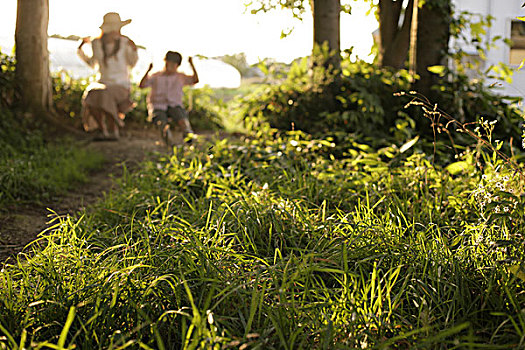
[151,105,188,125]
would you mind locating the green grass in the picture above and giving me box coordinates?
[1,125,524,349]
[0,142,105,206]
[0,108,105,207]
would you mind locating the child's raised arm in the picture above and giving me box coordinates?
[139,63,154,88]
[188,57,199,85]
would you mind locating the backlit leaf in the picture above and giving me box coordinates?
[400,136,419,153]
[445,161,469,175]
[427,65,446,77]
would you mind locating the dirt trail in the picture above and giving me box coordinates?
[0,126,169,262]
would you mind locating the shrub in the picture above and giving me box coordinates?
[239,53,524,159]
[52,72,89,128]
[0,50,17,109]
[184,86,224,131]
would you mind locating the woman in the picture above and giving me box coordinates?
[78,12,138,139]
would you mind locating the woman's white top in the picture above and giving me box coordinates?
[77,35,138,88]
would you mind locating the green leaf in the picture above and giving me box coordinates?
[399,136,419,153]
[445,161,469,175]
[427,65,446,77]
[518,59,525,71]
[470,22,486,36]
[508,265,525,281]
[58,306,76,349]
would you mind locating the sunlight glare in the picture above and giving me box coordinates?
[0,0,378,86]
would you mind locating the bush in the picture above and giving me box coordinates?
[185,86,224,131]
[0,50,17,109]
[239,53,524,159]
[52,73,89,128]
[240,57,412,140]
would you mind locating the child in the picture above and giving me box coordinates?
[139,51,199,145]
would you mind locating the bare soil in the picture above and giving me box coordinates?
[0,125,170,262]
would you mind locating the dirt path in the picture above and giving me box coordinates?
[0,126,169,262]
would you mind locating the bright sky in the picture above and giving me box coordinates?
[0,0,378,64]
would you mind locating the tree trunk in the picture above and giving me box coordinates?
[312,0,341,69]
[15,0,52,117]
[415,0,451,99]
[376,0,451,98]
[377,0,414,69]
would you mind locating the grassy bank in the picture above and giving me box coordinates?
[0,107,104,208]
[1,125,524,348]
[0,50,105,208]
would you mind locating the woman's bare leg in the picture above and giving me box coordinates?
[106,113,120,139]
[89,107,109,137]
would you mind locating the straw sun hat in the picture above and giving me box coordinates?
[99,12,131,33]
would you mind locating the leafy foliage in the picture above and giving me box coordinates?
[239,51,523,162]
[246,0,353,19]
[0,49,18,108]
[52,73,89,126]
[240,55,412,142]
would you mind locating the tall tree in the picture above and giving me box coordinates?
[362,0,453,97]
[415,0,451,98]
[377,0,414,69]
[248,0,341,68]
[376,1,452,74]
[312,0,341,69]
[249,0,454,98]
[15,0,52,116]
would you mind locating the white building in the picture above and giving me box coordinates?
[452,0,525,98]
